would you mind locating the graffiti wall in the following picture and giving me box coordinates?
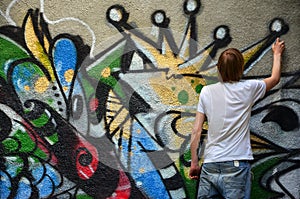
[0,0,299,198]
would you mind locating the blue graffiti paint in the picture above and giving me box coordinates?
[120,121,170,198]
[53,38,77,95]
[32,164,61,198]
[0,171,11,198]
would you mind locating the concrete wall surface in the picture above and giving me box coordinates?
[0,0,299,198]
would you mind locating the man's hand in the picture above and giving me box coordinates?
[264,37,285,91]
[189,164,201,180]
[272,37,285,55]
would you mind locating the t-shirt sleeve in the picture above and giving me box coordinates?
[251,80,266,103]
[197,87,207,114]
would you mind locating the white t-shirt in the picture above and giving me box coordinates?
[197,80,266,163]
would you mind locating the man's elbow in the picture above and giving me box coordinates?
[265,77,280,91]
[273,75,281,85]
[272,76,281,88]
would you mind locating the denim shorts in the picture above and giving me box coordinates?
[197,160,251,199]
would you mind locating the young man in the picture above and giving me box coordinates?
[189,38,285,199]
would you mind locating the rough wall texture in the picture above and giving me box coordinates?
[0,0,299,198]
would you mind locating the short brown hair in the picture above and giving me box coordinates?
[217,48,244,82]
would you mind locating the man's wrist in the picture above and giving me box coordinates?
[273,53,282,57]
[191,161,199,167]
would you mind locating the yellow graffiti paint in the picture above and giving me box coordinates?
[107,90,132,139]
[24,85,30,91]
[139,167,145,173]
[101,67,111,78]
[136,128,141,134]
[251,134,270,153]
[24,13,54,81]
[150,83,180,105]
[64,69,74,83]
[243,43,264,63]
[149,72,200,107]
[34,77,49,93]
[63,86,68,92]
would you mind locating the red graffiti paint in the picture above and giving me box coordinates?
[107,170,131,199]
[75,136,99,180]
[89,97,99,112]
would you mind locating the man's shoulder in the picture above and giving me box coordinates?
[205,82,222,88]
[200,82,224,97]
[240,79,264,84]
[240,79,265,87]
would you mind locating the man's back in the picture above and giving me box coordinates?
[197,80,266,163]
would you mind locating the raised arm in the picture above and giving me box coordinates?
[263,37,285,91]
[189,112,205,180]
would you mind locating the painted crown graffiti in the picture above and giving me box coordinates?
[0,0,299,198]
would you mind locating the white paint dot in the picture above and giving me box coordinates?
[271,20,282,32]
[216,27,226,39]
[109,8,122,22]
[187,0,197,12]
[155,13,164,24]
[136,181,143,187]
